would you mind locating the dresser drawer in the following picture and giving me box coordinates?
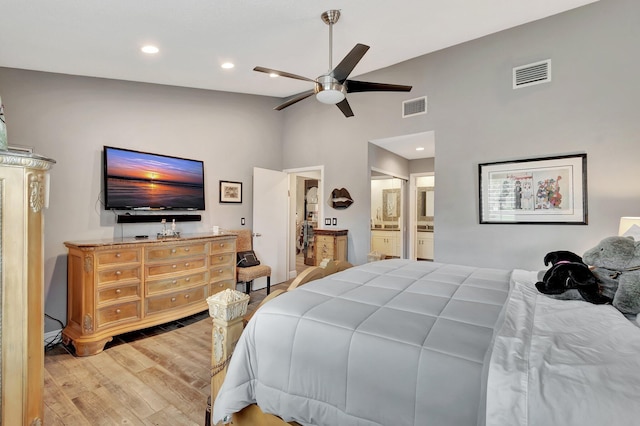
[97,265,142,286]
[97,283,140,305]
[96,301,141,328]
[317,236,335,258]
[145,256,206,278]
[96,248,141,266]
[146,242,207,262]
[210,252,235,267]
[146,286,205,315]
[146,271,208,296]
[210,279,234,295]
[210,239,236,255]
[210,264,235,283]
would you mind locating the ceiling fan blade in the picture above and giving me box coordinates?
[345,80,412,93]
[336,98,354,117]
[274,90,315,111]
[332,44,370,83]
[254,66,316,83]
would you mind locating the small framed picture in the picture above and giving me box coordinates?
[219,180,242,204]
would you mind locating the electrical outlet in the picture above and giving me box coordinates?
[332,218,337,226]
[325,218,331,226]
[241,218,245,225]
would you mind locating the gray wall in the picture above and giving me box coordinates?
[282,0,640,269]
[0,69,284,330]
[409,158,435,175]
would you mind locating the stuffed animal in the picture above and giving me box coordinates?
[582,236,640,315]
[535,250,611,304]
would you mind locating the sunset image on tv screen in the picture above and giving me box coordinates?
[105,147,205,209]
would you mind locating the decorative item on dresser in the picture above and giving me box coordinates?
[62,233,236,356]
[0,149,55,426]
[313,228,348,266]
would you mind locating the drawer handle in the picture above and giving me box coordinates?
[115,289,122,294]
[184,294,190,299]
[171,249,177,253]
[219,256,223,261]
[115,270,122,276]
[171,297,177,302]
[172,264,177,269]
[185,277,190,282]
[116,253,121,258]
[115,309,121,314]
[184,247,190,252]
[184,262,190,267]
[219,243,225,247]
[172,280,177,285]
[218,269,223,274]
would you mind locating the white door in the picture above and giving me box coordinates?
[252,167,289,288]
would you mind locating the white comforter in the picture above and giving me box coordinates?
[213,261,640,426]
[486,270,640,426]
[213,260,512,425]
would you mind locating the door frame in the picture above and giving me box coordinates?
[409,171,434,260]
[283,165,325,280]
[370,167,408,259]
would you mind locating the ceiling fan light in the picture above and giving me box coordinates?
[316,89,345,104]
[315,75,346,104]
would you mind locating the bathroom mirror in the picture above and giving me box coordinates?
[417,187,434,221]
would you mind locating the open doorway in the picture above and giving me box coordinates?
[285,166,324,280]
[370,131,435,261]
[371,171,406,259]
[409,173,434,260]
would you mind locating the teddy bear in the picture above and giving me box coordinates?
[535,250,612,304]
[582,235,640,315]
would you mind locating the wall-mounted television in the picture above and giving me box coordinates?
[103,146,205,211]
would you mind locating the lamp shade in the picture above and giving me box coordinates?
[618,217,640,237]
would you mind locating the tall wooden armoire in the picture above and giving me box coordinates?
[0,150,55,426]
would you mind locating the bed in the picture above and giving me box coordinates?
[212,259,640,426]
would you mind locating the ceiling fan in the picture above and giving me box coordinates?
[254,10,412,118]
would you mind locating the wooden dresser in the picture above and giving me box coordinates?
[313,229,348,266]
[0,150,55,426]
[63,233,237,356]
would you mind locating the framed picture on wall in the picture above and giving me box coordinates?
[219,180,243,204]
[478,153,587,224]
[382,188,401,221]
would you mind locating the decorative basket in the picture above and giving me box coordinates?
[206,289,250,321]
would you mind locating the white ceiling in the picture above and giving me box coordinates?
[0,0,597,100]
[371,131,435,160]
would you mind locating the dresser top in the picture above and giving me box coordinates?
[313,228,348,236]
[64,232,236,249]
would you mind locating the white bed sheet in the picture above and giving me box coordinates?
[486,270,640,426]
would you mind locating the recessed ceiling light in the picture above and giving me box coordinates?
[141,45,159,54]
[416,147,425,151]
[221,62,235,69]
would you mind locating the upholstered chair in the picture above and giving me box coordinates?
[233,229,272,295]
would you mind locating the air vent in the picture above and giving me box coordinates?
[402,96,427,118]
[513,59,551,89]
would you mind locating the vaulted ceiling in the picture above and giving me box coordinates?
[0,0,597,99]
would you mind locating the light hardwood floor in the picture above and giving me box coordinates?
[44,279,294,426]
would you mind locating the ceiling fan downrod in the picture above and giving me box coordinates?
[321,10,341,72]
